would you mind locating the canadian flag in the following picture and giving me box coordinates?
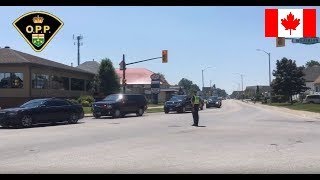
[265,9,316,38]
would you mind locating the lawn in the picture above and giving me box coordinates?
[83,107,92,114]
[148,103,164,107]
[269,103,320,113]
[146,107,164,113]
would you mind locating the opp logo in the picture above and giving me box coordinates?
[13,11,64,52]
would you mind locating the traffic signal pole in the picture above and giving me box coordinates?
[121,50,168,94]
[122,54,126,93]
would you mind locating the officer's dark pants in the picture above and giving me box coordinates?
[192,104,199,126]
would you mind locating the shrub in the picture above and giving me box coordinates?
[77,95,95,104]
[81,100,91,107]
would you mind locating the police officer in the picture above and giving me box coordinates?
[191,91,200,126]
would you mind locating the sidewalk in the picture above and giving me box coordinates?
[239,100,320,119]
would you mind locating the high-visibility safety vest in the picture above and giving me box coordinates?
[193,95,200,105]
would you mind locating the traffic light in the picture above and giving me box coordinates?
[162,50,168,63]
[276,37,285,47]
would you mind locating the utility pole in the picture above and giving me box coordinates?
[122,54,126,93]
[201,66,211,90]
[120,50,168,95]
[257,49,272,104]
[73,34,83,66]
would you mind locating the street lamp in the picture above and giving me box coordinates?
[201,66,211,90]
[233,73,244,101]
[256,49,272,103]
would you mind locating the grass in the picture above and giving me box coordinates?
[269,103,320,113]
[148,103,164,107]
[83,107,92,114]
[146,107,164,113]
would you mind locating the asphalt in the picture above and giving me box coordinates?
[1,100,320,173]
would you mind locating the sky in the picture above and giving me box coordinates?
[1,6,320,94]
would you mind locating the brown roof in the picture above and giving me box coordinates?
[0,47,94,75]
[303,66,320,82]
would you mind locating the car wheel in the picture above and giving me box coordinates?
[21,115,32,128]
[93,113,101,119]
[112,109,121,119]
[310,101,314,104]
[164,109,169,114]
[68,113,79,124]
[136,108,144,116]
[206,105,210,108]
[0,124,9,128]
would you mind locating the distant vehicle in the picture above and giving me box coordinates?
[164,95,193,113]
[92,94,148,118]
[303,95,320,104]
[206,96,222,108]
[0,98,84,128]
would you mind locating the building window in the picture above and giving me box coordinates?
[0,72,23,88]
[71,78,85,91]
[86,80,93,92]
[32,73,49,89]
[50,76,69,90]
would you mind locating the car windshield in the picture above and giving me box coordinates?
[210,97,218,101]
[169,96,186,101]
[20,99,46,108]
[103,94,123,101]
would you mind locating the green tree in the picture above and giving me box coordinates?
[272,57,309,104]
[98,58,120,95]
[305,60,320,68]
[215,88,228,98]
[189,84,200,95]
[178,78,199,95]
[255,85,261,101]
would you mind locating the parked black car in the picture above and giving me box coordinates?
[92,94,148,118]
[0,98,84,128]
[206,96,222,108]
[164,95,193,113]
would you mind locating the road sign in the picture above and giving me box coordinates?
[150,73,161,80]
[151,80,161,84]
[119,60,126,70]
[276,37,285,47]
[151,88,160,94]
[292,37,320,45]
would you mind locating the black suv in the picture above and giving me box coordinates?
[164,95,193,113]
[92,94,148,118]
[206,96,222,108]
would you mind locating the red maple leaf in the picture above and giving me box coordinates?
[281,12,300,35]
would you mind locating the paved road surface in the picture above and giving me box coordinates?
[1,100,320,173]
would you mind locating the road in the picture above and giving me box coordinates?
[1,100,320,174]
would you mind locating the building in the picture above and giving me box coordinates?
[303,66,320,95]
[0,47,95,108]
[78,61,177,102]
[244,85,271,99]
[230,91,244,99]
